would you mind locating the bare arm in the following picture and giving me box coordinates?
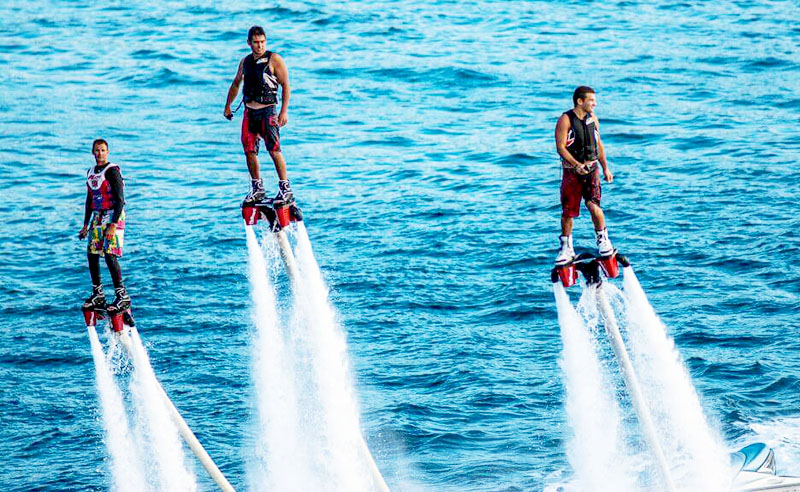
[592,115,613,182]
[272,54,291,126]
[224,59,244,119]
[555,114,584,171]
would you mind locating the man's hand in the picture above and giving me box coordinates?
[104,223,117,241]
[604,167,614,183]
[224,105,233,120]
[574,163,590,175]
[278,109,288,127]
[78,225,88,240]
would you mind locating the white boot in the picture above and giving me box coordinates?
[555,235,575,266]
[596,228,614,257]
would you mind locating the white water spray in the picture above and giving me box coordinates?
[242,221,388,490]
[128,328,197,492]
[595,285,675,491]
[620,267,730,491]
[290,223,388,491]
[245,225,311,489]
[88,327,147,492]
[554,283,637,492]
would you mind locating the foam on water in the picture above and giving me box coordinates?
[748,418,800,475]
[87,327,147,492]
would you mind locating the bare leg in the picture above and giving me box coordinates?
[561,214,574,236]
[586,201,606,231]
[246,152,260,180]
[268,150,288,181]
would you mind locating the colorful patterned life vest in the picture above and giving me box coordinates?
[86,163,121,211]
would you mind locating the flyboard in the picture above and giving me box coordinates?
[242,195,391,492]
[83,298,236,492]
[553,251,800,492]
[241,194,302,281]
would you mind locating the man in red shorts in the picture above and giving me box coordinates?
[554,86,615,265]
[223,25,293,204]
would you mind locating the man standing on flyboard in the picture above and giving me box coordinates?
[224,25,293,205]
[554,86,615,265]
[79,138,132,316]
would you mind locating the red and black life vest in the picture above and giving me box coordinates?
[86,163,121,211]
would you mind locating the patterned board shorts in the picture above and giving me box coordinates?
[88,210,125,257]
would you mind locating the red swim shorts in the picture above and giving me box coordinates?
[241,106,281,155]
[560,167,602,218]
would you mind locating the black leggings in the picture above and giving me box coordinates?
[88,252,123,289]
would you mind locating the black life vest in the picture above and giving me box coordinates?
[564,109,599,163]
[242,52,278,105]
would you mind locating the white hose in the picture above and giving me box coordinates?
[596,287,675,492]
[121,333,236,492]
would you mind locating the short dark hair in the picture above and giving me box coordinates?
[248,25,266,42]
[573,86,595,106]
[92,138,108,151]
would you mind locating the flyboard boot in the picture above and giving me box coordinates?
[552,235,579,287]
[247,178,267,204]
[274,179,294,206]
[82,285,107,328]
[242,179,303,232]
[554,235,575,266]
[595,227,622,279]
[106,286,135,333]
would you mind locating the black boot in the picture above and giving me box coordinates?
[110,286,131,311]
[274,179,294,205]
[83,285,107,311]
[247,178,266,203]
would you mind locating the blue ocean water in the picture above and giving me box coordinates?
[1,0,799,490]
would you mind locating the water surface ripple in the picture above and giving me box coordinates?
[1,1,799,490]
